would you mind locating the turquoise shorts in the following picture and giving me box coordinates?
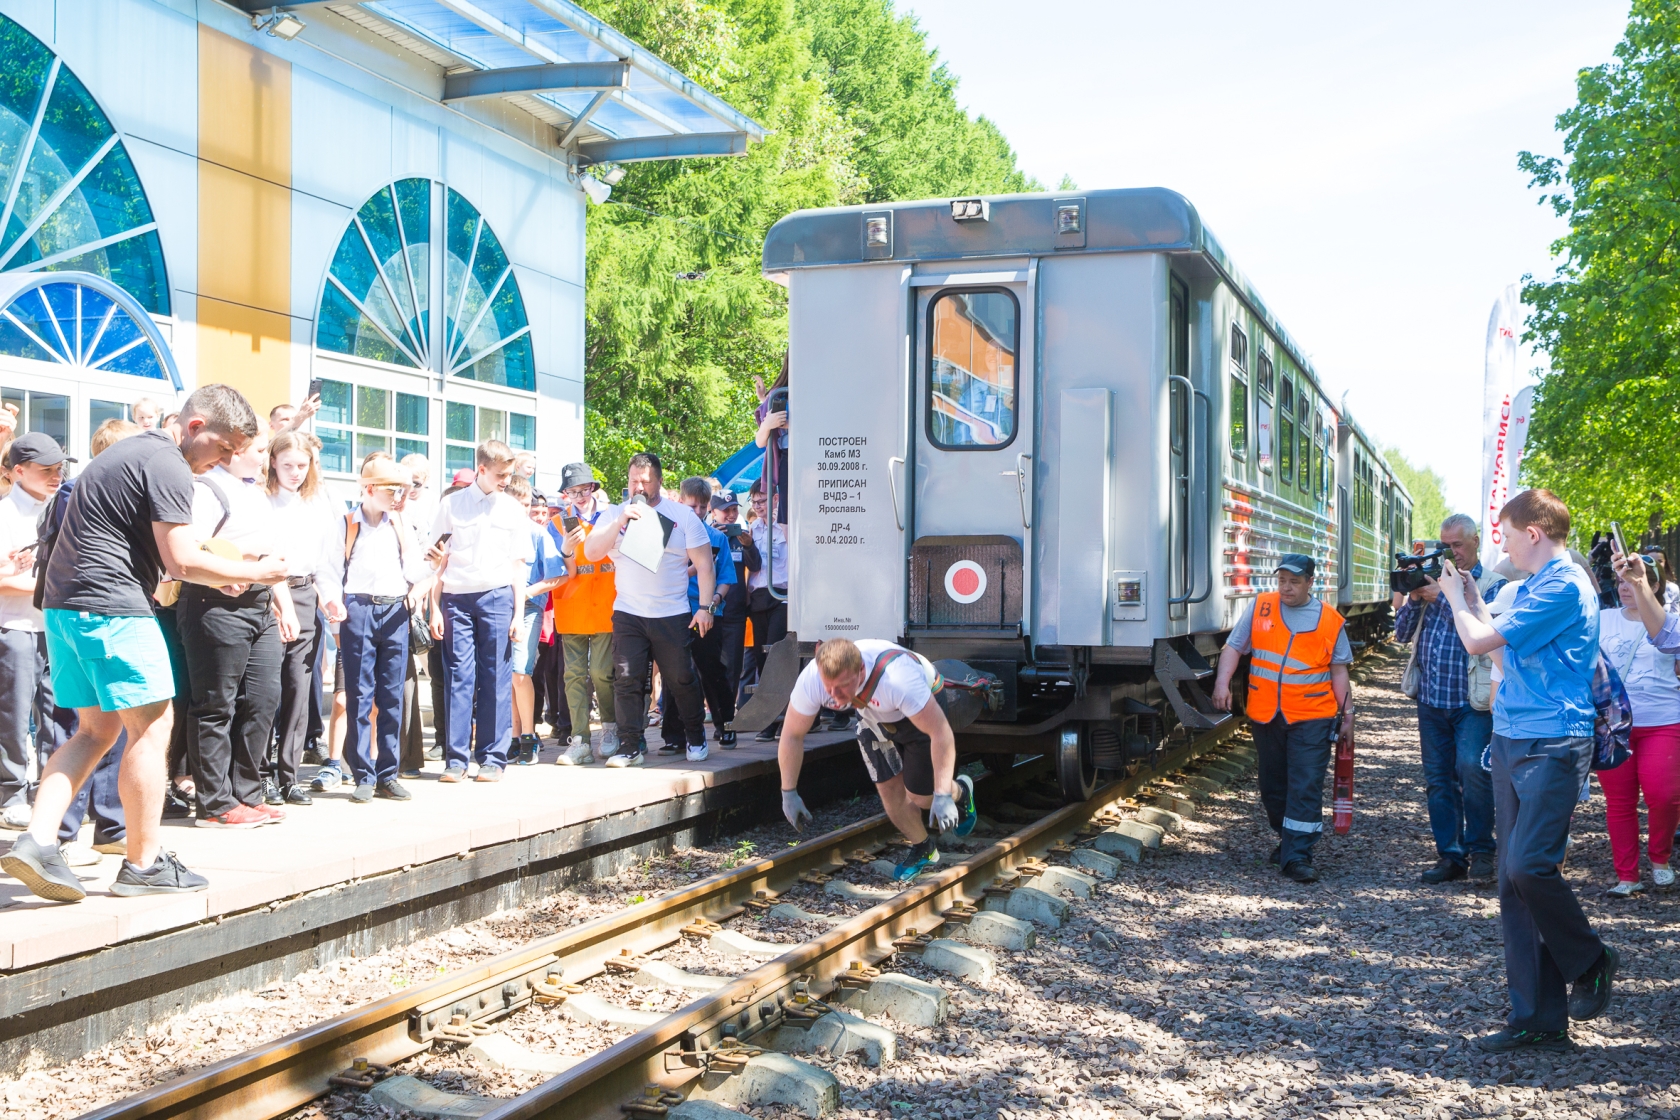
[45,609,176,712]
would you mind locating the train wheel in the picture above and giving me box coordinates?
[1056,725,1097,803]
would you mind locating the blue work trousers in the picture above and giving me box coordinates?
[342,597,410,787]
[443,587,514,768]
[1417,701,1497,865]
[1253,713,1334,870]
[1491,733,1605,1033]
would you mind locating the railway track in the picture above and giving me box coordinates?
[80,722,1248,1120]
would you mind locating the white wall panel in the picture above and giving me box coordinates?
[388,112,442,184]
[125,135,196,314]
[45,0,198,160]
[292,69,394,207]
[291,190,353,339]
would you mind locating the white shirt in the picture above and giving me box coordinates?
[1599,608,1680,727]
[191,466,276,556]
[268,489,340,581]
[0,486,46,631]
[748,520,787,590]
[431,484,533,594]
[318,506,431,602]
[605,497,711,618]
[788,640,935,735]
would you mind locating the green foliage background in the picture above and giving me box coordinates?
[1519,0,1680,534]
[1382,446,1454,546]
[576,0,1038,487]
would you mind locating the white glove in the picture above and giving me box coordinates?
[930,793,958,832]
[782,789,813,832]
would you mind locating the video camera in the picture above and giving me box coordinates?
[1588,533,1620,609]
[1390,547,1448,594]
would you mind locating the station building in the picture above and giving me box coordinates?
[0,0,759,489]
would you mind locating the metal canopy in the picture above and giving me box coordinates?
[244,0,764,165]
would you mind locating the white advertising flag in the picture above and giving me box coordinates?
[1509,384,1535,490]
[1480,284,1522,567]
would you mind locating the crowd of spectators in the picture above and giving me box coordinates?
[0,379,797,903]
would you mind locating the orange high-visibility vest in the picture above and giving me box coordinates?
[550,515,615,635]
[1244,591,1344,724]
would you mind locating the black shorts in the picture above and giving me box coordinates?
[857,721,934,797]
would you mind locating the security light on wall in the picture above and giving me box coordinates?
[579,176,612,205]
[600,165,627,186]
[252,9,306,39]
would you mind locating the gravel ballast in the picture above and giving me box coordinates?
[7,654,1676,1120]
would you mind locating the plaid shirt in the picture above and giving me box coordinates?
[1394,563,1506,710]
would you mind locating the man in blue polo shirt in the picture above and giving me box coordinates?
[1438,488,1618,1053]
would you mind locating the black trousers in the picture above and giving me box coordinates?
[306,607,327,745]
[427,641,448,749]
[749,597,788,675]
[534,636,571,737]
[1253,713,1334,869]
[271,583,321,789]
[399,652,425,773]
[180,586,282,816]
[694,616,743,733]
[613,612,705,751]
[1491,733,1605,1032]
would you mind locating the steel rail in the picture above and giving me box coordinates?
[77,813,902,1120]
[79,726,1236,1120]
[483,725,1235,1120]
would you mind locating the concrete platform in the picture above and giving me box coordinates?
[0,724,869,1072]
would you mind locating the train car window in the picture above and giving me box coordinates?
[1230,325,1248,372]
[1229,372,1247,461]
[1256,350,1274,397]
[1278,376,1295,483]
[1313,421,1326,500]
[927,288,1018,449]
[1296,390,1312,495]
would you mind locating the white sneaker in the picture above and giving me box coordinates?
[604,749,644,768]
[61,841,103,868]
[0,803,30,830]
[1653,864,1675,888]
[466,762,480,779]
[557,737,593,766]
[596,726,619,761]
[687,743,709,763]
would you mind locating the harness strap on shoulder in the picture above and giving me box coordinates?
[852,649,942,709]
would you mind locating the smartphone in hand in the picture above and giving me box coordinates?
[561,514,581,533]
[1611,521,1628,557]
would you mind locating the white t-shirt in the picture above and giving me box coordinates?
[789,640,935,734]
[606,497,711,618]
[191,466,276,556]
[0,485,46,631]
[1598,608,1680,727]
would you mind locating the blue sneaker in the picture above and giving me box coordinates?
[310,763,343,792]
[953,774,977,837]
[893,837,939,881]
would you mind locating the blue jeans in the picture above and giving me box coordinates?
[1417,702,1497,865]
[442,587,514,768]
[342,597,410,786]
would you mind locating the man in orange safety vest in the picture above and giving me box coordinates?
[1212,553,1353,883]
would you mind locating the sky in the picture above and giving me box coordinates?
[899,0,1631,512]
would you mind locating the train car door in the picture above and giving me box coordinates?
[909,272,1034,639]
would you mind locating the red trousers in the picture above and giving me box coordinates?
[1597,722,1680,881]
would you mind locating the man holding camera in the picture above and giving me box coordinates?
[1212,554,1352,883]
[1395,514,1505,884]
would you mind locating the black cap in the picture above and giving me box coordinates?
[560,462,598,491]
[5,432,72,470]
[1276,553,1316,578]
[709,490,739,510]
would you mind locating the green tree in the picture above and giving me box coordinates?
[1518,0,1680,531]
[1383,446,1453,545]
[576,0,1035,485]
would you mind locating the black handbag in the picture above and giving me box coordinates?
[409,602,435,655]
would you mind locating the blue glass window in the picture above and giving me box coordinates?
[0,278,175,383]
[927,289,1018,449]
[0,15,170,316]
[317,179,533,390]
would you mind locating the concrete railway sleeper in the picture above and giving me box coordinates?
[78,722,1252,1120]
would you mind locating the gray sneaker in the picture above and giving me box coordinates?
[596,726,620,761]
[1,834,87,902]
[311,764,344,792]
[111,851,208,896]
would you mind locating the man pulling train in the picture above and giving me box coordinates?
[1211,554,1353,883]
[777,638,978,880]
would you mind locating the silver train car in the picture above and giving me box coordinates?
[756,188,1411,800]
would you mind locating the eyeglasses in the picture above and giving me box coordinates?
[371,484,406,497]
[562,486,596,501]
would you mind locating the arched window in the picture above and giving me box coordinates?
[316,179,534,390]
[0,15,170,317]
